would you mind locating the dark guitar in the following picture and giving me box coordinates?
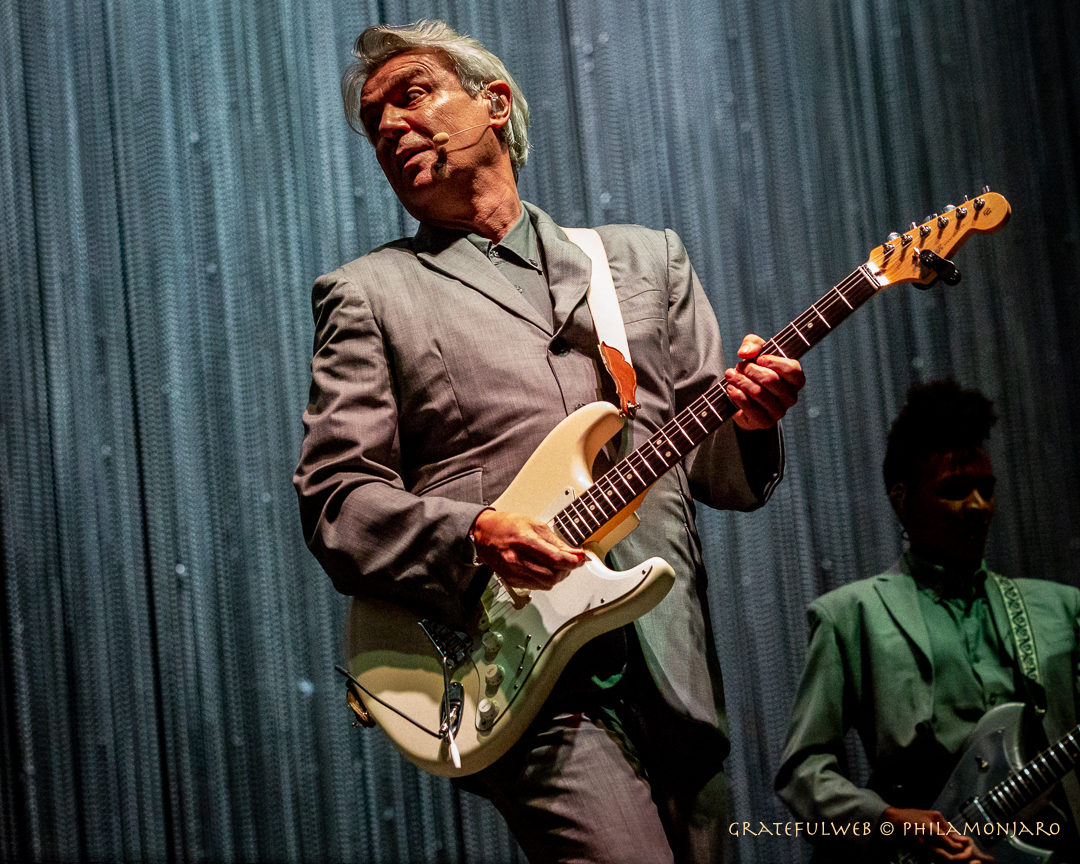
[892,702,1079,863]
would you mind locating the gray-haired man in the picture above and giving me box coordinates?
[295,20,805,862]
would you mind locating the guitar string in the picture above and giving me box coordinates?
[473,249,918,707]
[554,262,885,546]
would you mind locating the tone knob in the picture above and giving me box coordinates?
[477,698,498,727]
[485,664,504,687]
[482,631,502,658]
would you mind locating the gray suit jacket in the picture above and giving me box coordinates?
[294,202,782,734]
[775,555,1080,852]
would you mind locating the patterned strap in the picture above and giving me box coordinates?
[987,572,1046,713]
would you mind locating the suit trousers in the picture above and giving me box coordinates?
[455,629,730,864]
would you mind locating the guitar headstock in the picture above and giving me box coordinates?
[866,189,1011,289]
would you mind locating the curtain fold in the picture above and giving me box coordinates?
[2,1,1077,861]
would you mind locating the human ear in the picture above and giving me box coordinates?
[483,80,512,126]
[889,483,906,518]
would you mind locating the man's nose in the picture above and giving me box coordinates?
[378,105,409,139]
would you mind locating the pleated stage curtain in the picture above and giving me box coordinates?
[2,1,1078,862]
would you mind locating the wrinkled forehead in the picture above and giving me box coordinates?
[360,48,461,103]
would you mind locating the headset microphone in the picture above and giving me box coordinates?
[432,123,489,146]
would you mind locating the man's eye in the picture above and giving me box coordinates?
[405,87,425,104]
[939,480,974,500]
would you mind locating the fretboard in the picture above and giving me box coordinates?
[982,724,1080,821]
[552,265,881,547]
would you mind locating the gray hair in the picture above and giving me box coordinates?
[342,20,530,177]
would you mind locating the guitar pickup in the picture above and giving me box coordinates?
[919,249,962,287]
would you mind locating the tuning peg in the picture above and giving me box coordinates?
[962,194,969,202]
[983,185,991,193]
[886,232,901,241]
[943,204,956,211]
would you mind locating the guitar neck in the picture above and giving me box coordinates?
[553,265,882,547]
[982,723,1080,820]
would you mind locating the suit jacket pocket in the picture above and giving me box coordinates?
[414,466,485,506]
[616,286,664,324]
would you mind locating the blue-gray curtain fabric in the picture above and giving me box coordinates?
[2,1,1078,862]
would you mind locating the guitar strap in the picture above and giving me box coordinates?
[987,572,1047,714]
[988,572,1080,837]
[560,227,640,418]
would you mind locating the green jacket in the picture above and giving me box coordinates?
[775,554,1080,853]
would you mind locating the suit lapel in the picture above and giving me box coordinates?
[874,568,934,669]
[412,222,552,334]
[526,203,592,336]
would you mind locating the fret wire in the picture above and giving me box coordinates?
[998,783,1022,812]
[602,476,628,506]
[565,498,596,536]
[656,428,678,457]
[1044,747,1066,773]
[579,490,607,522]
[692,402,714,426]
[553,267,885,557]
[572,495,600,530]
[646,439,669,468]
[633,449,661,478]
[595,479,618,510]
[1048,743,1070,773]
[670,416,696,446]
[612,467,636,496]
[701,398,723,419]
[688,408,708,433]
[557,512,583,545]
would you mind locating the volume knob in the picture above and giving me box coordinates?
[485,664,504,687]
[482,631,502,659]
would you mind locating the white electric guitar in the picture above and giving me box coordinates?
[341,191,1011,777]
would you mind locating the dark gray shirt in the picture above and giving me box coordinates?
[466,207,552,329]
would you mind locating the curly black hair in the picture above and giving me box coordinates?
[882,380,997,492]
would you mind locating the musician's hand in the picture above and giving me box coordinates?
[470,510,585,591]
[882,807,994,862]
[725,334,806,431]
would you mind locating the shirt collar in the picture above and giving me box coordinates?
[465,208,544,273]
[904,550,989,600]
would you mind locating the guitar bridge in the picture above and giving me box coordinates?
[418,619,471,671]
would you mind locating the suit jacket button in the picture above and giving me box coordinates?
[550,338,569,356]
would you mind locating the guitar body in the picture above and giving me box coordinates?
[929,702,1055,863]
[344,402,676,777]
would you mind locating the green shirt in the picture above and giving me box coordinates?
[908,554,1018,755]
